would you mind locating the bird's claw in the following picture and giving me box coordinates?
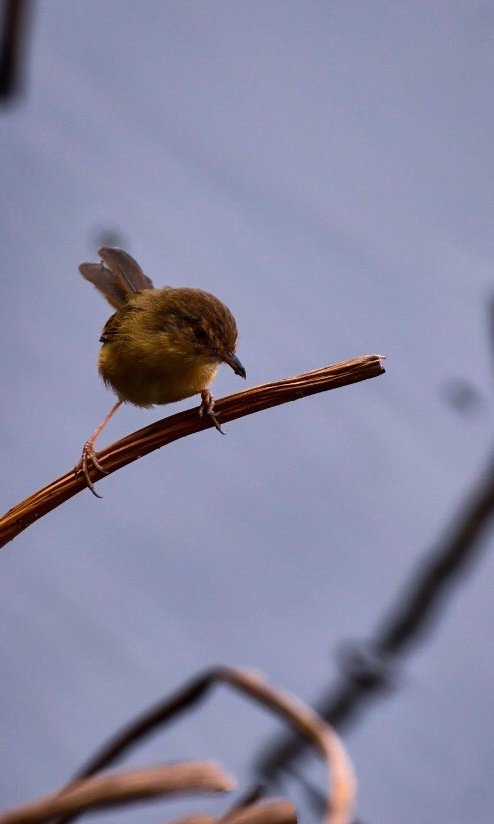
[199,390,225,434]
[74,441,109,498]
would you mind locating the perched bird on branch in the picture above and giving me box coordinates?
[76,247,246,496]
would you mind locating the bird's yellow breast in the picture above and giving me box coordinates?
[98,340,219,407]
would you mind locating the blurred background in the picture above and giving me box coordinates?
[1,2,494,821]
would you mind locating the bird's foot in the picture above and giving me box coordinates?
[74,440,109,498]
[199,389,225,434]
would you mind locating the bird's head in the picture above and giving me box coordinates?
[154,287,246,378]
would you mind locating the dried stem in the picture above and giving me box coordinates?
[167,816,216,824]
[219,799,297,824]
[56,666,356,824]
[169,802,297,824]
[0,762,234,824]
[0,355,385,549]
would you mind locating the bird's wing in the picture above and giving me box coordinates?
[78,262,128,309]
[79,247,154,308]
[98,247,154,293]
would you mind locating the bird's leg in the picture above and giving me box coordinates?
[199,389,225,434]
[75,400,123,497]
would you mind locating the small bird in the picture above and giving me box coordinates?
[76,247,246,496]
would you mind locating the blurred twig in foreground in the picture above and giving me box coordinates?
[0,667,355,824]
[0,762,234,824]
[0,355,385,548]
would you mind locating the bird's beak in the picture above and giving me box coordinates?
[224,352,246,379]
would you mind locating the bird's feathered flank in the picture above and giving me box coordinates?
[79,247,154,309]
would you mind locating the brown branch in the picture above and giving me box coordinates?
[167,816,216,824]
[169,801,297,824]
[0,355,385,549]
[220,799,297,824]
[56,666,356,824]
[0,762,234,824]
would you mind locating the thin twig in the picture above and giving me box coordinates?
[55,666,356,824]
[169,802,297,824]
[167,816,216,824]
[0,355,385,549]
[220,799,297,824]
[0,762,234,824]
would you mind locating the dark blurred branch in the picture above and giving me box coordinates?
[0,0,30,100]
[54,666,356,824]
[255,301,494,814]
[0,355,385,549]
[257,446,494,794]
[377,454,494,653]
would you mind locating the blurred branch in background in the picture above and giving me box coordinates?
[257,443,494,814]
[0,355,385,549]
[0,0,31,101]
[0,667,355,824]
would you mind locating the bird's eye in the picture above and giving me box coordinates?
[193,326,208,343]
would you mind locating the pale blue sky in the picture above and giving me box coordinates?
[1,3,494,822]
